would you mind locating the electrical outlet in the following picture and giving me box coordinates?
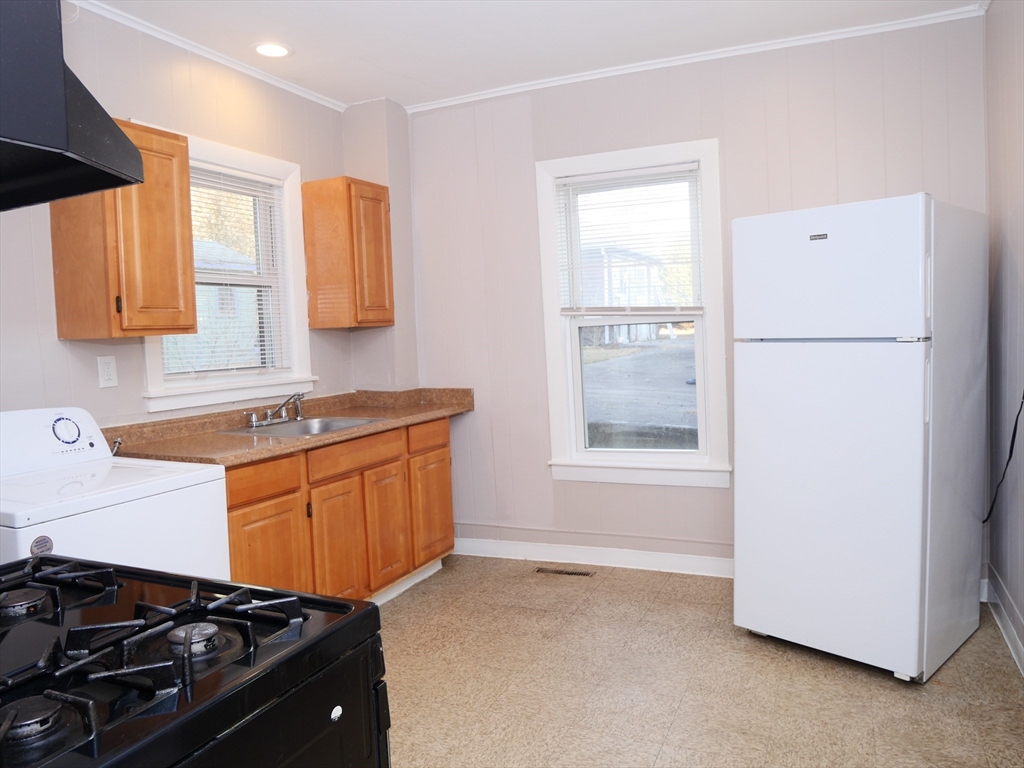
[97,356,118,388]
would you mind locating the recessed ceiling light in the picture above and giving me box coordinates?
[255,43,291,58]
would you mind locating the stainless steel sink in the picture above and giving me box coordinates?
[220,417,384,438]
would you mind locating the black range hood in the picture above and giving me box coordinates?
[0,0,143,212]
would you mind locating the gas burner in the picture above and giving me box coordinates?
[168,622,221,658]
[0,695,64,743]
[0,588,48,618]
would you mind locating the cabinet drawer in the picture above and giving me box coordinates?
[407,418,449,454]
[308,429,406,484]
[226,455,302,509]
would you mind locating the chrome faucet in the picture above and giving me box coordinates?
[243,392,305,428]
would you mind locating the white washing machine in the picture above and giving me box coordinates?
[0,407,229,580]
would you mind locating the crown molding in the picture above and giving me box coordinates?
[406,1,990,113]
[72,1,348,113]
[71,0,988,117]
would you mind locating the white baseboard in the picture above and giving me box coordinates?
[368,559,443,605]
[987,565,1024,677]
[981,578,990,602]
[454,537,733,578]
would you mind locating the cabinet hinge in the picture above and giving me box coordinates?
[306,502,312,518]
[115,296,122,313]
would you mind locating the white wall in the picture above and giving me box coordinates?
[985,0,1024,665]
[409,17,988,560]
[343,99,421,390]
[0,6,361,426]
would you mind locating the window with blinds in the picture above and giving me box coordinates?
[556,163,702,315]
[554,162,705,453]
[162,165,291,376]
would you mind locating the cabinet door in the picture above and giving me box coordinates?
[409,447,455,568]
[363,459,411,592]
[227,492,313,593]
[115,120,197,333]
[349,180,394,326]
[310,477,370,599]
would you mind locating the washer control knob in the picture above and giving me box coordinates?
[330,705,343,722]
[52,417,81,445]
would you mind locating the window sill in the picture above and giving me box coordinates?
[142,375,317,413]
[549,459,732,488]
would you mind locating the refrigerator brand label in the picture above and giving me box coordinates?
[809,233,828,241]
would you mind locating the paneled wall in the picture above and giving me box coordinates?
[410,18,988,561]
[343,99,421,391]
[985,0,1024,666]
[0,6,352,426]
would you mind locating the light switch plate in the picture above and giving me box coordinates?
[97,356,118,388]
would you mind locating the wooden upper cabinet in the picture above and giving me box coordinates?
[302,176,394,329]
[49,120,197,339]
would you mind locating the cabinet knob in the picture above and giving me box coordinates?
[330,705,343,721]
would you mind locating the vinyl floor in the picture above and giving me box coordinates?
[378,555,1024,768]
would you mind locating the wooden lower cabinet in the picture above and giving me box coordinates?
[409,446,455,567]
[225,421,454,596]
[310,476,369,599]
[363,459,413,592]
[227,491,313,593]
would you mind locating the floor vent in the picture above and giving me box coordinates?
[534,567,595,577]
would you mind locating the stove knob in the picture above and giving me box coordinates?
[330,705,343,722]
[52,417,81,445]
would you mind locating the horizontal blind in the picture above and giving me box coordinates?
[162,167,291,375]
[556,165,702,314]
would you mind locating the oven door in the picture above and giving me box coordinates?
[174,635,388,768]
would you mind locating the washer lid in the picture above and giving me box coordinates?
[0,457,224,528]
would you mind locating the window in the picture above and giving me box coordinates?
[536,140,730,487]
[143,136,313,412]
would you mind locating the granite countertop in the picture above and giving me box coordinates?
[107,389,473,468]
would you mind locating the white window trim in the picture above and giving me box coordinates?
[142,134,315,412]
[536,140,730,488]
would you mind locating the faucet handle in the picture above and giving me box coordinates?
[293,393,305,421]
[243,411,257,428]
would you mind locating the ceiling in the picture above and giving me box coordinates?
[78,0,988,111]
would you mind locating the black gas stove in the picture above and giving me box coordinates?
[0,557,390,767]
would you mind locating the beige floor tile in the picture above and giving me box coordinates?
[388,733,455,768]
[643,596,727,628]
[665,696,774,757]
[655,743,769,768]
[548,725,664,767]
[513,643,619,695]
[764,714,874,767]
[486,676,592,730]
[574,589,657,622]
[575,684,682,743]
[556,611,645,650]
[985,740,1024,768]
[658,573,733,604]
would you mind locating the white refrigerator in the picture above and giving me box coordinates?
[732,193,988,682]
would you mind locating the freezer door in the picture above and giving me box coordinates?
[733,194,929,340]
[733,340,929,678]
